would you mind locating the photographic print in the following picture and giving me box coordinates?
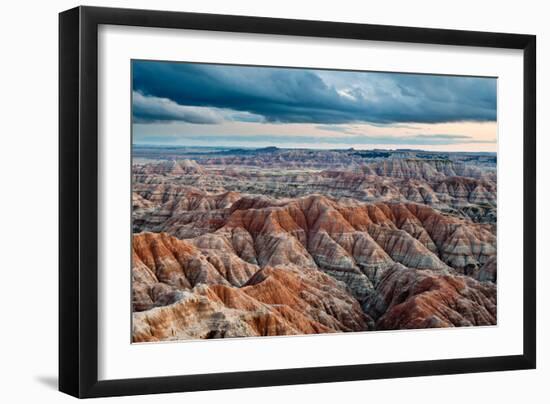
[131,60,497,343]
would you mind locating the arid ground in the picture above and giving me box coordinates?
[131,146,497,342]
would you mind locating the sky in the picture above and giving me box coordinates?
[132,60,497,152]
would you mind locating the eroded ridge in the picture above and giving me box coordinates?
[132,149,497,342]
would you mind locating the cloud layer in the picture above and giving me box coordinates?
[132,61,497,125]
[134,132,494,147]
[133,91,264,124]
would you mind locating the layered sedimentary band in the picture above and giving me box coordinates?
[132,149,497,342]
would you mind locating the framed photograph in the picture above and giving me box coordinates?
[59,6,536,398]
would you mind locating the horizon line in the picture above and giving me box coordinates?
[131,143,497,154]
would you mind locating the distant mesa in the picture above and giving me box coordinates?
[256,146,279,153]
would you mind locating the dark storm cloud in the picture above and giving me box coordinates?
[132,61,497,125]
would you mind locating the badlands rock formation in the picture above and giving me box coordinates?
[133,153,496,224]
[132,232,372,341]
[132,148,497,342]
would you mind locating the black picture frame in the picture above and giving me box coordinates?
[59,5,536,398]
